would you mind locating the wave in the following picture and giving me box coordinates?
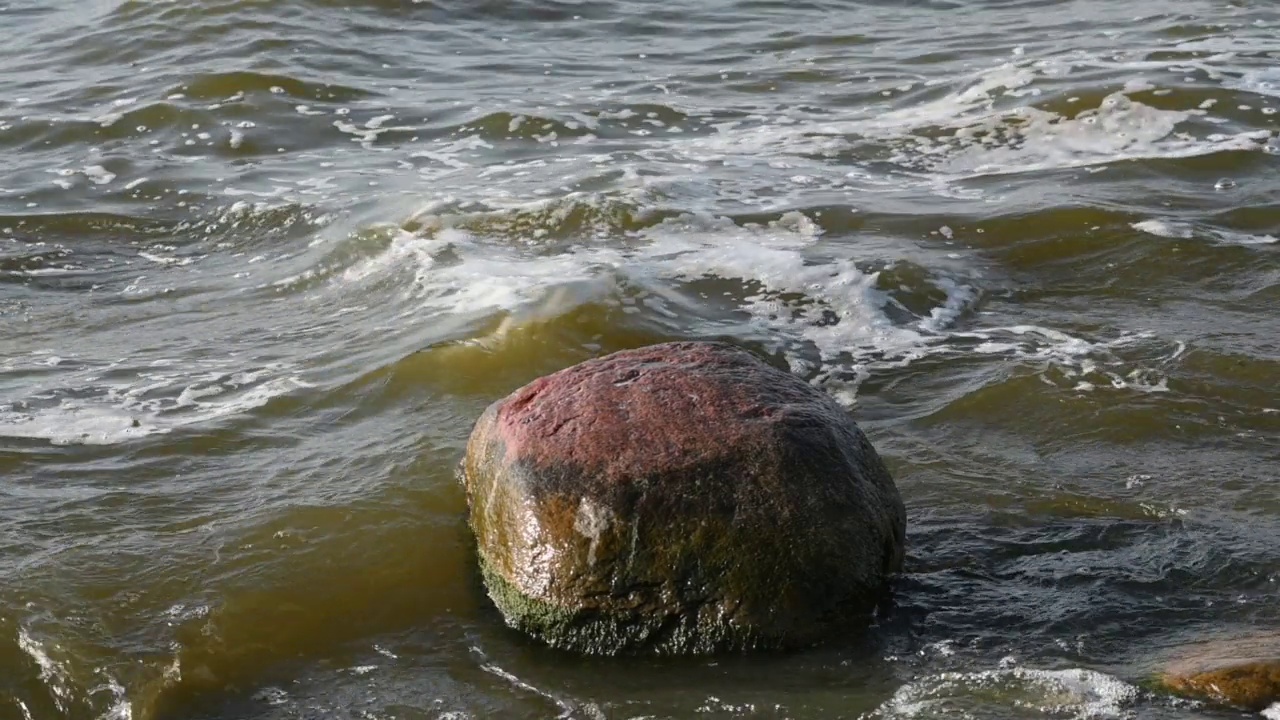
[178,71,371,104]
[1132,219,1277,246]
[0,360,312,446]
[298,194,1221,415]
[0,619,130,720]
[867,666,1146,719]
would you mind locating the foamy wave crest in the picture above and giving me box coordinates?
[870,666,1142,719]
[662,55,1272,202]
[1132,219,1278,246]
[328,197,1192,404]
[953,326,1181,395]
[0,359,311,446]
[336,205,977,378]
[17,628,75,714]
[12,624,132,718]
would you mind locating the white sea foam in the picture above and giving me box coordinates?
[17,628,73,713]
[1132,219,1278,246]
[1228,68,1280,99]
[656,57,1270,195]
[11,45,1249,448]
[872,666,1141,719]
[82,165,116,186]
[917,94,1266,180]
[1131,220,1194,239]
[138,251,198,267]
[343,206,958,375]
[477,659,577,718]
[1213,230,1279,246]
[366,47,1274,218]
[300,48,1272,409]
[252,686,290,706]
[0,361,312,446]
[323,197,1184,405]
[89,675,132,720]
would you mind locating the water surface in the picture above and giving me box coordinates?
[1,0,1279,718]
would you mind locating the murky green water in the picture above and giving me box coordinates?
[1,0,1278,718]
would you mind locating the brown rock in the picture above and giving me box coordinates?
[1161,632,1280,711]
[459,341,906,655]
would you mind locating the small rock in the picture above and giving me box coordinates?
[459,341,906,655]
[1161,632,1280,711]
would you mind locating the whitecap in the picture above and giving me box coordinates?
[1132,219,1278,246]
[81,165,116,186]
[1131,220,1195,239]
[0,361,312,446]
[17,628,73,713]
[872,666,1141,719]
[328,195,1196,405]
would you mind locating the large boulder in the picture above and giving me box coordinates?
[1160,632,1280,711]
[459,341,906,655]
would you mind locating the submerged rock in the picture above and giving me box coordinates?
[459,341,906,655]
[1160,632,1280,711]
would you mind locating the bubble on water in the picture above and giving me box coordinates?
[1214,177,1236,190]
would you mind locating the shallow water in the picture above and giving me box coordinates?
[1,0,1278,718]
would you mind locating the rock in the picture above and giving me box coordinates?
[1160,632,1280,711]
[459,340,906,655]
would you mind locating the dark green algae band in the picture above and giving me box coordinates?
[474,542,898,656]
[474,552,766,657]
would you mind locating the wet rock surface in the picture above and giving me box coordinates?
[1160,632,1280,711]
[460,341,906,655]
